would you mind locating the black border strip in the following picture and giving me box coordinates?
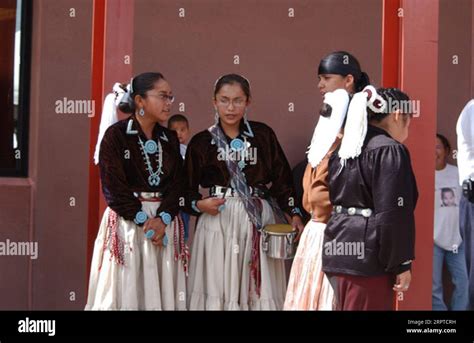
[0,0,32,177]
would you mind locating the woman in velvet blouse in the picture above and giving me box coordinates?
[86,72,188,310]
[184,74,304,310]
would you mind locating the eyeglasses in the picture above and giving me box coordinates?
[216,97,246,108]
[147,93,175,103]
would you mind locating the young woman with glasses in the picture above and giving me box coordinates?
[86,72,189,310]
[184,73,305,310]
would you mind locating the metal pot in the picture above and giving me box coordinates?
[262,224,297,260]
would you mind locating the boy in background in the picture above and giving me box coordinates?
[168,114,190,159]
[168,114,191,241]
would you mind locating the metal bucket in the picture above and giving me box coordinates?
[262,224,297,260]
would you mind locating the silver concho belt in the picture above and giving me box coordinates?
[333,205,373,218]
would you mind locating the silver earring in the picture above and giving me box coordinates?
[214,110,219,125]
[138,108,145,117]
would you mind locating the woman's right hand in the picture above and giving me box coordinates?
[197,197,226,216]
[143,218,167,246]
[393,270,411,292]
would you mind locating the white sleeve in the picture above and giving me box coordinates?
[456,99,474,185]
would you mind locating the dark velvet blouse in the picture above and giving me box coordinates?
[322,125,419,276]
[184,120,299,216]
[98,115,184,224]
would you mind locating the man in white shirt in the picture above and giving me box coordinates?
[456,99,474,310]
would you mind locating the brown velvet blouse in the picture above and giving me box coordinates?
[302,135,342,224]
[184,120,299,216]
[98,115,184,224]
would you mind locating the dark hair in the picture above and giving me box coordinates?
[368,88,410,123]
[118,72,166,114]
[441,188,455,199]
[214,74,251,100]
[168,114,189,129]
[318,51,370,92]
[436,133,451,152]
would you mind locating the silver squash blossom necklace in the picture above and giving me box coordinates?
[138,136,164,187]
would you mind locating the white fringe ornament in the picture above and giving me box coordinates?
[307,89,350,168]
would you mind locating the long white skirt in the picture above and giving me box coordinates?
[85,200,188,310]
[284,220,334,310]
[188,197,287,310]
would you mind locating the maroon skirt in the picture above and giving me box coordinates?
[328,273,395,310]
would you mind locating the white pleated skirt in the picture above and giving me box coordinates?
[85,200,188,310]
[284,220,334,310]
[188,197,287,310]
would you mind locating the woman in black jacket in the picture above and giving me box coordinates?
[322,87,418,310]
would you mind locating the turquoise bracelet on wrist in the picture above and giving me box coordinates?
[159,211,172,226]
[191,200,201,213]
[134,211,148,225]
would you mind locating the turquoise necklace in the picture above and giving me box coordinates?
[138,136,163,187]
[230,135,250,171]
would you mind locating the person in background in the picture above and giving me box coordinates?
[168,114,190,158]
[432,133,469,310]
[169,113,191,241]
[291,159,311,224]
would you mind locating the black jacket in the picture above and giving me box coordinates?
[322,125,418,276]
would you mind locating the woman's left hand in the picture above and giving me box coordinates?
[291,215,305,242]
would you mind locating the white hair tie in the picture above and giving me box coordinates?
[93,82,130,164]
[307,89,350,168]
[364,85,387,113]
[338,85,386,165]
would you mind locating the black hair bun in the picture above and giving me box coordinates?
[117,86,135,114]
[320,103,332,118]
